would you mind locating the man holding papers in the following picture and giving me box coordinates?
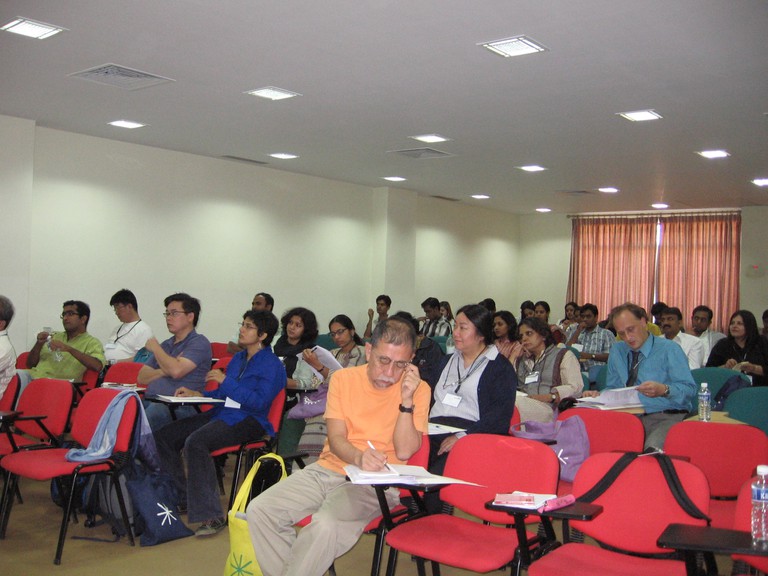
[247,317,431,576]
[155,309,286,536]
[583,303,695,450]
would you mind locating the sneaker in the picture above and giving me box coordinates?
[195,517,226,537]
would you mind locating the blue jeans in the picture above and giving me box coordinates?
[142,399,197,430]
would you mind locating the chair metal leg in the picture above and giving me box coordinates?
[384,547,399,576]
[109,470,135,547]
[55,471,81,564]
[0,473,17,539]
[227,448,247,514]
[370,527,387,576]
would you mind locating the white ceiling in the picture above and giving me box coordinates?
[1,0,767,215]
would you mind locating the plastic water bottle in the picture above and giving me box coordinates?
[445,334,455,355]
[751,465,768,545]
[697,382,710,422]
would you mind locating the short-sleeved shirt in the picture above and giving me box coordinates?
[575,325,614,370]
[144,330,212,397]
[104,320,154,363]
[319,364,431,475]
[30,332,105,381]
[0,330,16,399]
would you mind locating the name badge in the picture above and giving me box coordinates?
[524,371,540,385]
[442,393,462,407]
[104,343,117,350]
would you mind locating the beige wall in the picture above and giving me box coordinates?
[1,115,763,352]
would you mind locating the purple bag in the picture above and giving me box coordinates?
[286,382,328,420]
[511,414,590,482]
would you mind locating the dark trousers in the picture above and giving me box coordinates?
[154,412,264,523]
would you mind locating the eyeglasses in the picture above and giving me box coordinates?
[239,322,258,330]
[162,310,187,318]
[374,354,410,370]
[329,328,348,337]
[60,311,80,318]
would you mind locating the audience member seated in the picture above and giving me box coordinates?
[428,304,515,475]
[583,303,696,450]
[558,300,580,333]
[478,297,496,314]
[533,300,566,344]
[286,314,367,464]
[0,295,16,403]
[660,306,705,370]
[440,300,455,329]
[763,308,768,338]
[391,311,444,391]
[246,317,430,576]
[155,309,286,537]
[515,317,583,423]
[104,288,154,365]
[565,303,614,384]
[17,300,105,395]
[706,309,768,387]
[138,293,211,430]
[690,304,726,357]
[227,292,274,354]
[363,294,390,339]
[650,300,668,328]
[492,310,522,361]
[520,300,535,319]
[420,297,452,337]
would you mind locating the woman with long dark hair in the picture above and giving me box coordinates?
[706,309,768,386]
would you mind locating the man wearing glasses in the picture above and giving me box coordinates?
[138,292,212,430]
[18,300,105,395]
[247,317,431,576]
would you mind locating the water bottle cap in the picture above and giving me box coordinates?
[701,382,708,390]
[758,465,768,476]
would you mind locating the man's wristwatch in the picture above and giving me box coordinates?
[399,404,414,414]
[662,385,671,397]
[550,393,557,403]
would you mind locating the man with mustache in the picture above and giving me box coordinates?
[247,317,431,576]
[660,307,705,370]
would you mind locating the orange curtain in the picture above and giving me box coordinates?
[657,213,740,333]
[567,216,658,319]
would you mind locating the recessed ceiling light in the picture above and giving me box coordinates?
[245,87,301,101]
[269,153,298,160]
[108,120,146,129]
[598,187,619,193]
[471,194,490,199]
[518,165,547,172]
[382,176,406,182]
[536,208,552,213]
[480,35,548,58]
[409,134,451,144]
[696,150,730,159]
[618,110,663,122]
[652,203,669,209]
[1,17,66,39]
[753,178,768,187]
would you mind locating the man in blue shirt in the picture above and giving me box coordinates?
[587,303,695,450]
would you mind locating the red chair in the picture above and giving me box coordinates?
[664,420,768,528]
[732,477,768,574]
[211,356,232,372]
[14,352,29,369]
[210,388,286,512]
[0,375,20,412]
[384,434,560,575]
[556,408,645,495]
[0,388,138,564]
[527,452,711,576]
[102,362,144,385]
[210,342,232,361]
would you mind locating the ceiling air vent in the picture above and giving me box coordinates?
[387,147,454,159]
[558,189,596,197]
[221,155,269,166]
[431,195,460,202]
[68,63,175,90]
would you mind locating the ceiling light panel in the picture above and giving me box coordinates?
[471,194,490,199]
[109,120,146,129]
[480,35,548,57]
[598,187,619,193]
[618,110,662,122]
[246,87,301,100]
[1,17,66,39]
[753,179,768,187]
[269,153,298,159]
[410,134,451,144]
[652,203,669,209]
[518,165,546,172]
[382,176,406,182]
[696,150,730,159]
[536,208,552,213]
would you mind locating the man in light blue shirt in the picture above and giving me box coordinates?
[587,302,695,450]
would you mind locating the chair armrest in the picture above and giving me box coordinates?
[485,500,603,521]
[281,451,310,469]
[0,410,21,421]
[658,523,766,557]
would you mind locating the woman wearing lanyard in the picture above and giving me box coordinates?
[514,317,584,423]
[706,309,768,386]
[428,304,516,475]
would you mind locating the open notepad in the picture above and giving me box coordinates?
[344,464,479,486]
[576,385,643,410]
[492,491,558,510]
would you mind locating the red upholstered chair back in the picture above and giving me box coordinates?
[664,421,768,497]
[211,356,232,371]
[81,368,100,393]
[0,374,20,411]
[571,452,710,555]
[267,388,286,437]
[442,434,560,524]
[558,407,645,455]
[210,342,232,360]
[13,379,73,440]
[70,388,137,450]
[509,406,521,429]
[103,362,144,385]
[15,352,29,369]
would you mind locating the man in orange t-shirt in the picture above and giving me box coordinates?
[247,317,431,576]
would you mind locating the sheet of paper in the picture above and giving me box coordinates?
[224,397,241,409]
[577,385,642,408]
[570,343,584,352]
[344,464,480,486]
[428,422,467,435]
[303,346,345,380]
[155,395,225,404]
